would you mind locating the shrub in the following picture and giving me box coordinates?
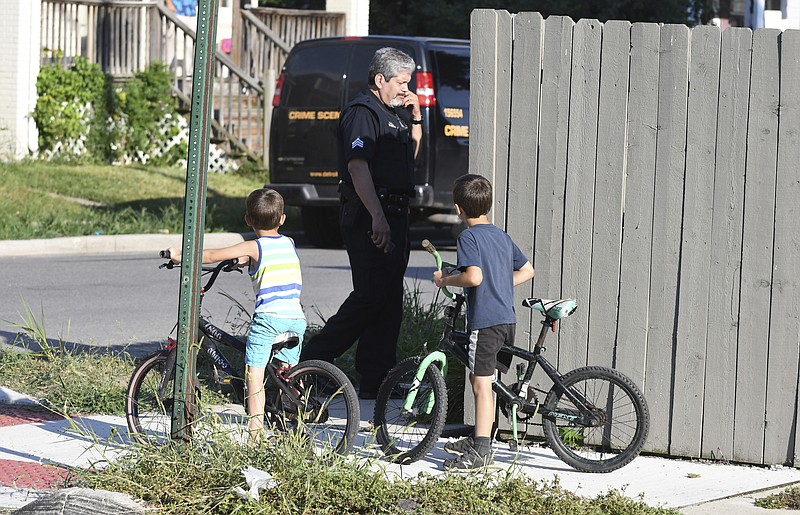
[32,57,112,161]
[33,60,186,166]
[116,63,187,165]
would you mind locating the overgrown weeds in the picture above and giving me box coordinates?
[755,485,800,509]
[76,416,678,515]
[0,303,134,415]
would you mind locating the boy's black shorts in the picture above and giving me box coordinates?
[468,323,516,376]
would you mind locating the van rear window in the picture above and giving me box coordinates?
[430,45,469,108]
[282,45,343,108]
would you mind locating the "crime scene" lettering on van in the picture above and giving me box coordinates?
[288,111,340,120]
[444,125,469,138]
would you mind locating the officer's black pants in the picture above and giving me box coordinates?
[300,199,410,393]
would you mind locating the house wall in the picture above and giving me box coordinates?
[326,0,369,36]
[0,0,41,160]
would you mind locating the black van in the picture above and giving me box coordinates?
[268,35,469,247]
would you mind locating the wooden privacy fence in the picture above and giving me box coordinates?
[470,9,800,466]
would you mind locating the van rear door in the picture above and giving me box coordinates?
[427,43,470,209]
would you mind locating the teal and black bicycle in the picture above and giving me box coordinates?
[372,240,649,473]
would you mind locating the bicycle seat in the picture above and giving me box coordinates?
[522,298,578,319]
[272,332,300,352]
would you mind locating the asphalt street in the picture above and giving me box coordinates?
[0,228,456,358]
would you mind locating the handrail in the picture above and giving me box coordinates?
[44,0,154,5]
[154,3,265,161]
[241,9,291,55]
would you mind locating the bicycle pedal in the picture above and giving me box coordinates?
[213,365,233,384]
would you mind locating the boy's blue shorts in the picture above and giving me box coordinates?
[246,313,307,368]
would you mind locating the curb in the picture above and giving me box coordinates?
[0,387,38,407]
[0,233,247,258]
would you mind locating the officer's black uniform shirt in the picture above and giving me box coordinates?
[337,88,415,195]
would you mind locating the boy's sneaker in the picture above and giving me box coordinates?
[443,447,494,472]
[443,436,474,455]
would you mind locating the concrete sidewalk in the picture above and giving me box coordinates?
[1,387,799,513]
[0,233,247,258]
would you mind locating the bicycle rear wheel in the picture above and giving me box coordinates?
[373,356,448,464]
[542,366,649,473]
[267,359,360,456]
[126,350,175,444]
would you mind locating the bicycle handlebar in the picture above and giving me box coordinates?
[158,249,240,292]
[422,239,455,300]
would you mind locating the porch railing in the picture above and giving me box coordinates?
[39,0,346,163]
[237,6,345,84]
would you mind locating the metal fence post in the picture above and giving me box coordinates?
[171,0,219,443]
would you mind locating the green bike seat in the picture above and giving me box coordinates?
[522,298,578,319]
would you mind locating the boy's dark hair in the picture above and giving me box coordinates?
[453,174,492,218]
[246,188,284,230]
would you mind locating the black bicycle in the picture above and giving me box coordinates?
[373,240,649,472]
[125,254,360,455]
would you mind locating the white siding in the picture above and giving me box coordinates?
[0,0,40,160]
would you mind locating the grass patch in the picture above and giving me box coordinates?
[0,161,266,240]
[755,485,800,509]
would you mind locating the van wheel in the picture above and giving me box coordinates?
[302,206,343,248]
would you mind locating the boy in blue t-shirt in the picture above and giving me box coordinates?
[433,174,535,471]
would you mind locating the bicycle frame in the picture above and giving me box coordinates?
[154,260,305,420]
[413,242,601,445]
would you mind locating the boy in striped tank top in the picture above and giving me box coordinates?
[166,188,306,440]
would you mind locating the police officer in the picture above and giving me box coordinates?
[300,47,422,399]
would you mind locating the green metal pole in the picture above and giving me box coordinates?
[171,0,220,442]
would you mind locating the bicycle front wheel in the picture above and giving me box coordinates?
[542,366,649,473]
[126,350,175,444]
[373,356,448,464]
[267,359,360,456]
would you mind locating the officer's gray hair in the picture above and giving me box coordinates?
[368,47,416,86]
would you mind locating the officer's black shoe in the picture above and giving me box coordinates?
[358,389,378,400]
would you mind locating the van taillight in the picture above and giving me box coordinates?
[272,72,285,108]
[416,72,436,107]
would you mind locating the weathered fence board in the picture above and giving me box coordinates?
[700,27,751,462]
[780,30,800,468]
[764,29,800,466]
[560,18,601,374]
[536,16,573,362]
[587,20,630,370]
[616,23,660,392]
[506,11,544,348]
[670,25,721,457]
[471,10,800,465]
[467,8,512,426]
[644,24,690,455]
[734,28,780,465]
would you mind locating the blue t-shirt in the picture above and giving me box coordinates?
[456,223,528,331]
[172,0,196,16]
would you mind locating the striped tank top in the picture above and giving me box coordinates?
[249,235,304,318]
